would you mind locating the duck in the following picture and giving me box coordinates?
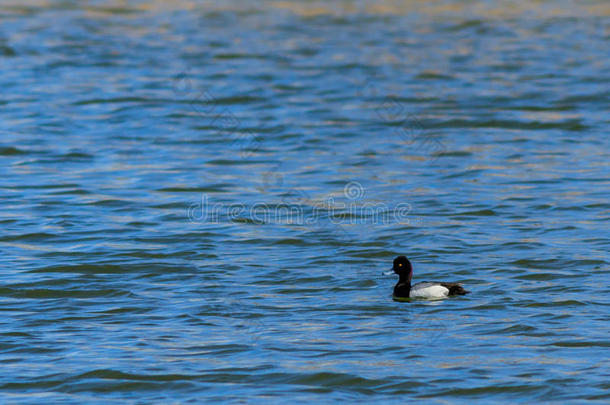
[391,256,469,300]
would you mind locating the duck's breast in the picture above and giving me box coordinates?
[410,282,449,299]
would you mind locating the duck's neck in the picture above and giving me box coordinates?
[399,273,412,285]
[394,275,412,298]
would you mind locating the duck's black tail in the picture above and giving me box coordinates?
[441,283,470,296]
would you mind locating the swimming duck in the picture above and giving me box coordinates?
[391,256,469,300]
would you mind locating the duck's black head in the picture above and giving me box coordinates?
[392,256,413,281]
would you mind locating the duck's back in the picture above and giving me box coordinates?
[410,282,450,299]
[410,282,469,298]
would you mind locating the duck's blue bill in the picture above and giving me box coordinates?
[381,269,394,276]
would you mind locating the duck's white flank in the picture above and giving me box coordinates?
[409,283,449,299]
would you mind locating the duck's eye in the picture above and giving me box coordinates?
[398,263,402,267]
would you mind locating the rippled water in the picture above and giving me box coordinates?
[1,1,609,403]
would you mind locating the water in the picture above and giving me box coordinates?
[1,1,609,403]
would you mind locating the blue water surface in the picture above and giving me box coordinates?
[1,1,609,403]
